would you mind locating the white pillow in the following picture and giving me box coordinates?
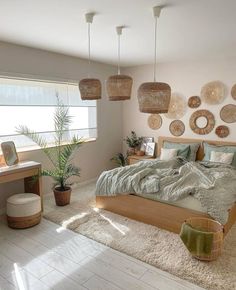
[160,148,178,161]
[210,151,234,165]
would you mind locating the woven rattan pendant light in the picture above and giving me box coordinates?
[107,26,133,101]
[137,7,171,113]
[79,13,101,100]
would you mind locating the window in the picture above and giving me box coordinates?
[0,77,97,151]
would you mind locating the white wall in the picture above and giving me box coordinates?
[0,41,123,210]
[122,58,236,151]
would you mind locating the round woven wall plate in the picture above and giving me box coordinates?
[169,120,185,136]
[165,93,187,119]
[148,114,162,130]
[231,84,236,100]
[189,110,215,135]
[215,125,230,138]
[220,104,236,123]
[188,96,201,108]
[201,81,226,105]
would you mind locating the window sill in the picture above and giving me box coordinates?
[0,138,96,158]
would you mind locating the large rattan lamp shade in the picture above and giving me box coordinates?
[107,75,133,101]
[79,13,101,100]
[107,27,133,101]
[138,82,171,113]
[79,78,101,100]
[138,7,171,113]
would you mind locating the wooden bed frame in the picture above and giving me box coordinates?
[96,136,236,236]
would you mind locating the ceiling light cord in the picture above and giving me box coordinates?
[117,33,121,75]
[153,16,157,82]
[88,22,91,78]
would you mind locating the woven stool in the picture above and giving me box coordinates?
[7,193,41,229]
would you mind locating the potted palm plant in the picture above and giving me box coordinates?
[16,100,83,206]
[124,131,142,155]
[110,153,128,167]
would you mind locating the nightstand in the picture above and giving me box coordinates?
[127,155,155,165]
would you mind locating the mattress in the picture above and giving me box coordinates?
[134,193,207,213]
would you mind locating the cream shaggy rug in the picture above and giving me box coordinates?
[44,188,236,290]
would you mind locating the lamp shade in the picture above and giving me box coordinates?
[79,78,101,100]
[107,75,133,101]
[138,82,171,113]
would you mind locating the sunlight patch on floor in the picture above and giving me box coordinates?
[61,212,89,228]
[13,263,25,290]
[99,213,129,236]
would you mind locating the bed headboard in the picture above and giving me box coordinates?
[158,136,236,160]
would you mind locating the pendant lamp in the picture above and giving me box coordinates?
[79,13,101,100]
[137,7,171,113]
[107,26,133,101]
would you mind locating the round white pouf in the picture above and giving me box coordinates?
[7,193,41,229]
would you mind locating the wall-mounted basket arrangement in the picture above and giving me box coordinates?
[201,81,226,105]
[220,104,236,123]
[169,120,185,136]
[189,110,215,135]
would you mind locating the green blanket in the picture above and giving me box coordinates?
[96,157,236,224]
[180,223,213,256]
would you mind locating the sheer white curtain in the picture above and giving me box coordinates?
[0,77,97,149]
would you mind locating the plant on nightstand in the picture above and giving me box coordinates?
[124,131,142,155]
[16,99,83,206]
[111,153,128,167]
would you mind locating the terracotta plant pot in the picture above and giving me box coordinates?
[53,187,71,206]
[127,148,135,156]
[136,150,145,156]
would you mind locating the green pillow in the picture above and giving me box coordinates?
[187,143,201,161]
[203,142,236,167]
[163,142,190,159]
[163,141,200,161]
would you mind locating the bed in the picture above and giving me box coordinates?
[96,136,236,236]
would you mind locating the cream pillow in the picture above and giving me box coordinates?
[160,148,178,161]
[210,151,234,165]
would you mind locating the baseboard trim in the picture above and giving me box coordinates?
[0,178,97,212]
[43,177,97,197]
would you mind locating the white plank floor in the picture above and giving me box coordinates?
[0,218,205,290]
[0,183,205,290]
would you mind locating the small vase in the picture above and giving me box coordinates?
[53,187,71,206]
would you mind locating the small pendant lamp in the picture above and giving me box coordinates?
[137,7,171,113]
[79,13,101,100]
[107,26,133,101]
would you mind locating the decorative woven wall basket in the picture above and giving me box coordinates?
[220,104,236,123]
[189,110,215,135]
[215,125,230,138]
[148,114,162,130]
[201,81,226,105]
[138,82,171,113]
[165,93,187,119]
[169,120,185,136]
[188,96,201,108]
[231,84,236,100]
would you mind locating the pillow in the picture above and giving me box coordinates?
[160,148,178,161]
[163,142,193,160]
[203,142,236,167]
[210,151,234,165]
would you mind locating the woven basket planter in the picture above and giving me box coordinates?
[185,217,224,261]
[53,187,72,206]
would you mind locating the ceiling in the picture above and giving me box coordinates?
[0,0,236,67]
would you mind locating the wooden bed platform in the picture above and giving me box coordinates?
[96,136,236,236]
